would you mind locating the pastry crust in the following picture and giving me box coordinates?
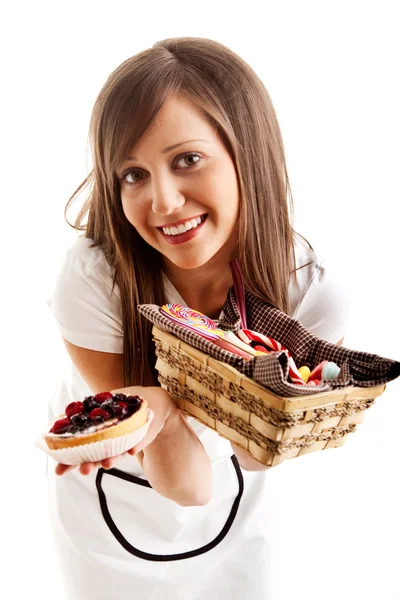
[44,398,148,450]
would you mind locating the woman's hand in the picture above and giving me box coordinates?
[55,386,178,476]
[230,442,271,471]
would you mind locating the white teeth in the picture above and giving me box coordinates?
[162,216,205,236]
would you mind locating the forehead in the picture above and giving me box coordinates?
[127,95,217,156]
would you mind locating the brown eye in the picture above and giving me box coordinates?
[125,170,144,184]
[176,153,201,168]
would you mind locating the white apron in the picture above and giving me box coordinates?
[47,417,273,600]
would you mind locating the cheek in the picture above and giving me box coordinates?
[121,196,141,228]
[208,163,240,217]
[120,196,131,221]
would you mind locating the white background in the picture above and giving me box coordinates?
[2,1,399,599]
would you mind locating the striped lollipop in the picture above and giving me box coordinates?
[160,304,225,341]
[238,328,306,385]
[238,329,286,352]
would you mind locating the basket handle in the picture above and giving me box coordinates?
[229,259,248,329]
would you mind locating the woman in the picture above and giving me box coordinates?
[47,37,348,599]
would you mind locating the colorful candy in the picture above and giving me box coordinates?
[238,329,285,352]
[287,356,307,385]
[308,361,328,382]
[298,366,311,383]
[253,345,271,354]
[160,305,254,358]
[160,304,225,341]
[160,305,341,386]
[222,330,259,356]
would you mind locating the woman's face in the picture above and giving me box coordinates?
[118,95,240,271]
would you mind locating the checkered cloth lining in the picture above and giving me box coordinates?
[138,287,400,398]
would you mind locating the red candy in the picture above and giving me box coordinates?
[308,379,321,387]
[65,401,84,418]
[309,361,328,382]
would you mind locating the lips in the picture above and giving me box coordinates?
[158,214,208,245]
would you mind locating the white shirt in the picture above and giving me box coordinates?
[46,233,351,600]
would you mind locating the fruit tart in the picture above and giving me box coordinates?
[36,392,152,465]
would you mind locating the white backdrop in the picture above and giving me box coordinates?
[2,1,399,599]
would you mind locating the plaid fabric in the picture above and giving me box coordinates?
[138,288,400,398]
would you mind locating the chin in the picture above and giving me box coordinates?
[171,258,210,270]
[166,251,215,271]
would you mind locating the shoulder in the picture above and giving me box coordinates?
[288,233,321,313]
[289,233,350,342]
[48,235,123,353]
[62,236,119,297]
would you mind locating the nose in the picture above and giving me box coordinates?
[151,177,185,215]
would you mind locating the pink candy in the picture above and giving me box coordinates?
[307,379,321,387]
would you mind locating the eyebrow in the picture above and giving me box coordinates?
[126,139,210,161]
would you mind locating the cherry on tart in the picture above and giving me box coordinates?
[45,393,147,450]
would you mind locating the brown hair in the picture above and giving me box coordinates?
[65,37,309,386]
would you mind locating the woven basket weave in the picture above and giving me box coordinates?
[152,325,386,467]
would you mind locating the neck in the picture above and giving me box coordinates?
[162,256,234,319]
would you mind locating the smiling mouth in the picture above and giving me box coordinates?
[158,214,207,237]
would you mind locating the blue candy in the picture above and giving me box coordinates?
[321,361,341,380]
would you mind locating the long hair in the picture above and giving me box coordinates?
[65,37,308,386]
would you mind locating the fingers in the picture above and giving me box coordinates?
[100,457,116,469]
[79,463,97,475]
[79,460,109,474]
[55,462,102,476]
[78,453,129,474]
[55,463,76,476]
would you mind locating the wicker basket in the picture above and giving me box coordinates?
[152,325,387,467]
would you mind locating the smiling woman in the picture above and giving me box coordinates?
[48,37,350,600]
[118,95,240,281]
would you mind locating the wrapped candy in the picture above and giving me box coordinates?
[159,305,340,386]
